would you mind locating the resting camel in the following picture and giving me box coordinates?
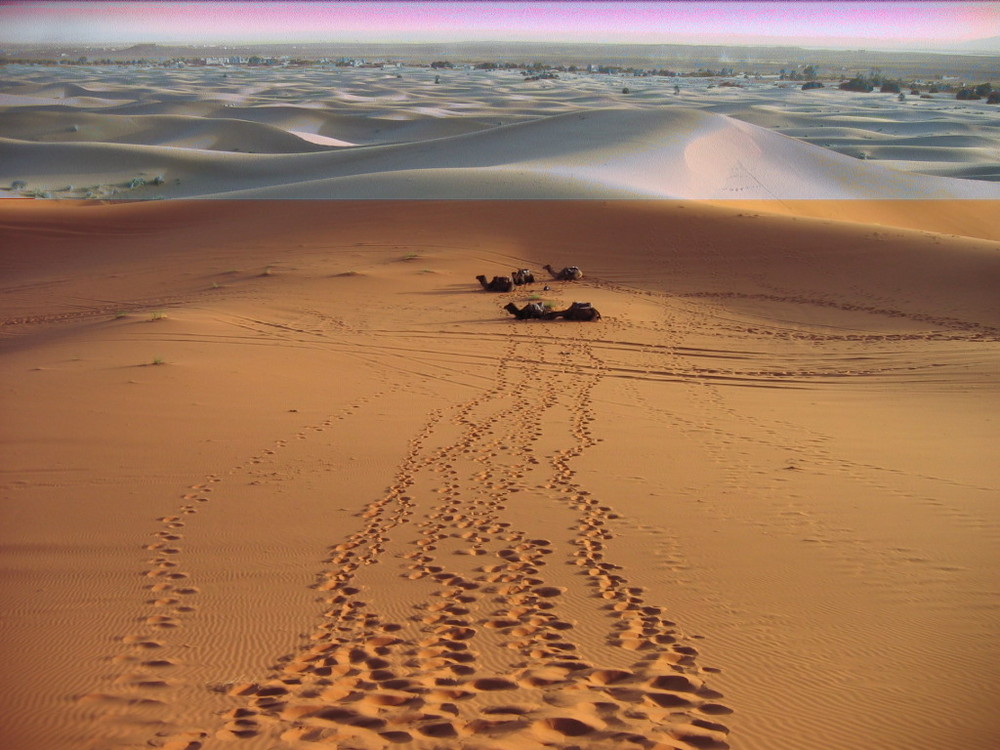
[549,301,601,320]
[476,274,514,292]
[543,264,583,281]
[504,301,601,321]
[511,268,535,286]
[504,301,547,319]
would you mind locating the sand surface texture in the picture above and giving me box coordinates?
[2,64,999,750]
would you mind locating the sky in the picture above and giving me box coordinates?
[1,1,998,49]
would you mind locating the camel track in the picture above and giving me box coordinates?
[88,324,730,750]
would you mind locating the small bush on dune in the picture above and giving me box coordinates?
[526,294,557,309]
[957,83,996,103]
[839,77,874,92]
[956,88,981,100]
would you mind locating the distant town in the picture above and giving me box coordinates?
[2,41,997,96]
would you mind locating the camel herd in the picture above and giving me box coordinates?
[474,264,601,322]
[476,267,539,292]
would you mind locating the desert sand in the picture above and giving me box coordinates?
[2,62,999,750]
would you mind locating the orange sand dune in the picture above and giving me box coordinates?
[705,198,1000,242]
[2,199,999,750]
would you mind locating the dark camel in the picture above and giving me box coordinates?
[543,264,583,281]
[504,301,601,321]
[476,274,514,292]
[504,301,547,319]
[511,268,535,286]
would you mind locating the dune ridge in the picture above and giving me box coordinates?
[3,63,1000,204]
[4,107,1000,201]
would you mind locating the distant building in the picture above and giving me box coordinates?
[202,56,249,66]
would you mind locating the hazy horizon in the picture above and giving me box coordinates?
[2,1,998,52]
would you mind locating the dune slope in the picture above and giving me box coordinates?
[4,107,1000,201]
[2,199,999,750]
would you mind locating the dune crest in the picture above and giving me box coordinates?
[4,107,1000,201]
[4,63,1000,203]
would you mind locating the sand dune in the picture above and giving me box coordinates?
[4,106,1000,201]
[3,198,999,750]
[3,64,1000,203]
[2,62,1000,750]
[0,110,336,152]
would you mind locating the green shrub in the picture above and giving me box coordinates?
[956,88,982,100]
[839,77,873,92]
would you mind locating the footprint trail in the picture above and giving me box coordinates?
[211,335,731,749]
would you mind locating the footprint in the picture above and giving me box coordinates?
[472,677,518,691]
[143,615,180,628]
[533,715,605,738]
[120,635,164,648]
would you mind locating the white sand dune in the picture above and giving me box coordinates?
[4,107,999,200]
[0,109,335,152]
[4,63,1000,203]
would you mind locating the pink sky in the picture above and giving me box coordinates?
[2,1,998,48]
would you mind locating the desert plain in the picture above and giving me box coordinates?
[1,57,999,750]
